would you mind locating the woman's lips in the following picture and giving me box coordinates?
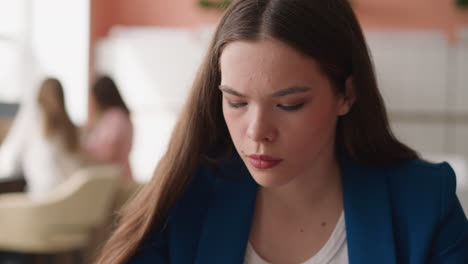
[247,154,283,169]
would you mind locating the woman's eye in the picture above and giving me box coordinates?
[277,103,305,111]
[228,101,247,108]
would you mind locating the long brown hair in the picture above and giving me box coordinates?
[37,78,79,153]
[96,0,418,263]
[92,76,130,115]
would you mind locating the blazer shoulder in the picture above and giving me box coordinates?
[385,159,458,221]
[385,160,468,262]
[387,159,456,190]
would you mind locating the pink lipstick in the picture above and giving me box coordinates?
[247,154,283,169]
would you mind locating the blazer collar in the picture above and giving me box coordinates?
[195,155,397,264]
[340,156,397,264]
[195,154,258,264]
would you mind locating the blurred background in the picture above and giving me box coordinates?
[0,0,467,263]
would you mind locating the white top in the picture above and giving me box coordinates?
[244,212,348,264]
[0,104,81,199]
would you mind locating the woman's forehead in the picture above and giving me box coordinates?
[219,39,326,93]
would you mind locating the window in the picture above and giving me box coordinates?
[0,0,90,124]
[0,0,27,103]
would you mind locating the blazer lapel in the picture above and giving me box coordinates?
[195,155,258,264]
[341,156,397,264]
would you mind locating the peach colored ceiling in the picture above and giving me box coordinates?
[91,0,221,42]
[354,0,468,42]
[91,0,468,42]
[114,0,221,26]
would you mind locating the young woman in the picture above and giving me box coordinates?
[96,0,468,263]
[84,76,134,182]
[0,78,82,199]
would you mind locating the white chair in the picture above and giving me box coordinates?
[0,165,120,256]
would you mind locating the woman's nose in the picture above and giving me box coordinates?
[246,110,277,143]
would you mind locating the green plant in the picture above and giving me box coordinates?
[457,0,468,8]
[199,0,232,10]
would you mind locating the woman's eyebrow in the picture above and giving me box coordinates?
[271,86,312,97]
[218,85,312,98]
[219,85,247,98]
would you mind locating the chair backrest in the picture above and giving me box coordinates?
[35,165,120,229]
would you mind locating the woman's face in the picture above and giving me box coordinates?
[220,38,353,188]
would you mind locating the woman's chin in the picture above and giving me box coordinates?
[249,171,296,188]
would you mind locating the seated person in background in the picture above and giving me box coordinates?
[84,76,134,182]
[0,78,82,199]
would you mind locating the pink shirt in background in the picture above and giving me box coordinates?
[84,108,133,182]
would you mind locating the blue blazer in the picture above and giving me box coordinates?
[128,155,468,263]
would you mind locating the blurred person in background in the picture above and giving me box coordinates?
[84,76,134,182]
[0,78,82,199]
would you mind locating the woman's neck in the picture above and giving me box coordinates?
[249,153,344,263]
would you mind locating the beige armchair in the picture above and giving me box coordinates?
[0,165,120,254]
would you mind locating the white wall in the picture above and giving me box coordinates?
[367,31,450,114]
[0,0,27,103]
[367,30,468,155]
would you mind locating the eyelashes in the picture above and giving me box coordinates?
[227,102,248,108]
[277,103,304,111]
[227,101,305,112]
